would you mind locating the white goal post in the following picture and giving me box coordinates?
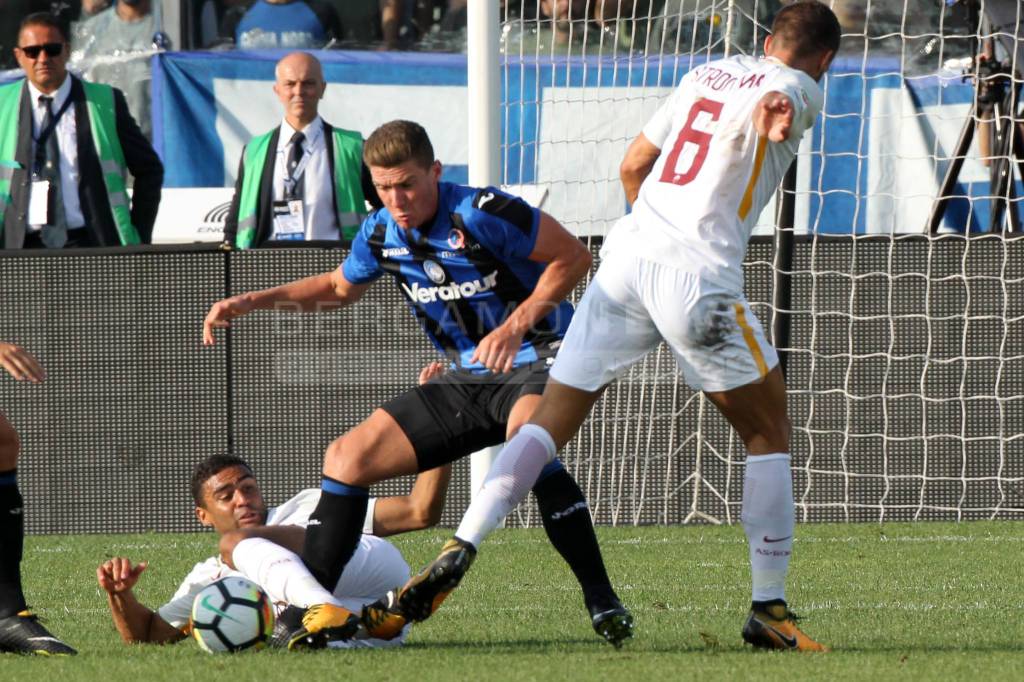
[468,0,1024,525]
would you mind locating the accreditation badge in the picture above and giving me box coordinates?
[272,199,305,240]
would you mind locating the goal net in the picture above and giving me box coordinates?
[499,0,1024,525]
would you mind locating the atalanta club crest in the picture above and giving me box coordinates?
[447,228,465,250]
[423,259,446,284]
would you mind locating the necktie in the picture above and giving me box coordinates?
[37,95,67,249]
[286,131,305,200]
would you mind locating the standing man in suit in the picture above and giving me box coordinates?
[0,12,163,249]
[222,51,381,248]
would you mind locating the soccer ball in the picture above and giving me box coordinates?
[190,576,275,653]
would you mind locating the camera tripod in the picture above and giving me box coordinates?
[927,59,1024,234]
[927,0,1024,234]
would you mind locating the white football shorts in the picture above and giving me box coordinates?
[550,250,778,393]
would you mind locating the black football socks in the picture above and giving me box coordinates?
[532,461,616,606]
[0,470,27,618]
[300,476,368,591]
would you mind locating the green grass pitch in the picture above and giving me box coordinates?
[5,523,1023,680]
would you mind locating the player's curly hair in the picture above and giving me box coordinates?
[190,454,254,507]
[364,120,435,170]
[771,1,841,59]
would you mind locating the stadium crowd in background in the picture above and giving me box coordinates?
[222,52,381,247]
[222,0,343,50]
[0,1,954,186]
[0,12,163,248]
[71,0,159,141]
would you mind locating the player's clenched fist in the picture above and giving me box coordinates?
[97,557,148,594]
[202,295,254,346]
[471,324,524,374]
[753,91,795,143]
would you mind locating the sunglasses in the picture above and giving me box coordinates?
[18,42,64,59]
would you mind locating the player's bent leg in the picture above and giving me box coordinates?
[398,382,608,626]
[703,367,790,456]
[301,410,418,599]
[705,369,826,652]
[324,409,421,486]
[517,393,633,647]
[506,380,605,449]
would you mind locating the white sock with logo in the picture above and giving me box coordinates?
[741,453,795,603]
[231,537,343,609]
[455,424,557,548]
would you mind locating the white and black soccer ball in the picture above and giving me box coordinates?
[190,576,275,653]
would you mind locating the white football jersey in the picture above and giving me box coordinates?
[157,489,408,629]
[609,55,823,291]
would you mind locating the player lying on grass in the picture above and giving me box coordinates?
[203,120,632,648]
[96,453,450,649]
[399,0,840,653]
[0,343,76,655]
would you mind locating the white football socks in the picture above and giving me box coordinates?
[455,423,557,548]
[231,537,344,609]
[741,453,795,603]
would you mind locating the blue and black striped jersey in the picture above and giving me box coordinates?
[342,182,574,373]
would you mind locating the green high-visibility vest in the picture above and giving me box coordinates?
[0,78,139,245]
[234,124,365,248]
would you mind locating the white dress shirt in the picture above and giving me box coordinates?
[26,75,86,229]
[272,116,339,241]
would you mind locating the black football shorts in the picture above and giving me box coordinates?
[381,361,550,471]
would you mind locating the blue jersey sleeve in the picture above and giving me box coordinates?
[464,187,541,260]
[341,220,384,284]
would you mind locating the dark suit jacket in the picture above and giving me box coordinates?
[2,75,164,248]
[223,121,381,246]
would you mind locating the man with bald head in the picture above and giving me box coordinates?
[223,52,380,248]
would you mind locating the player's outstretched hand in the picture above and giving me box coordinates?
[754,91,794,143]
[418,361,446,385]
[97,557,148,595]
[202,295,254,346]
[471,324,524,374]
[0,343,45,383]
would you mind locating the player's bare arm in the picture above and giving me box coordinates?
[96,557,185,644]
[620,133,662,205]
[753,91,795,143]
[471,212,592,373]
[0,342,46,383]
[372,464,453,536]
[202,270,371,345]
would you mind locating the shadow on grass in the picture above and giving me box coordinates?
[398,639,1024,655]
[399,639,710,653]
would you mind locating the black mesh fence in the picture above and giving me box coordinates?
[2,237,1022,534]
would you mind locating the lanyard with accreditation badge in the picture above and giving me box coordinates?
[28,94,73,226]
[273,132,314,240]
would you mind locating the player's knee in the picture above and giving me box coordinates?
[326,434,373,483]
[0,419,20,470]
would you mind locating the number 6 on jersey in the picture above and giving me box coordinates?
[659,98,725,187]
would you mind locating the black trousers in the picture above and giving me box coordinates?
[21,228,99,249]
